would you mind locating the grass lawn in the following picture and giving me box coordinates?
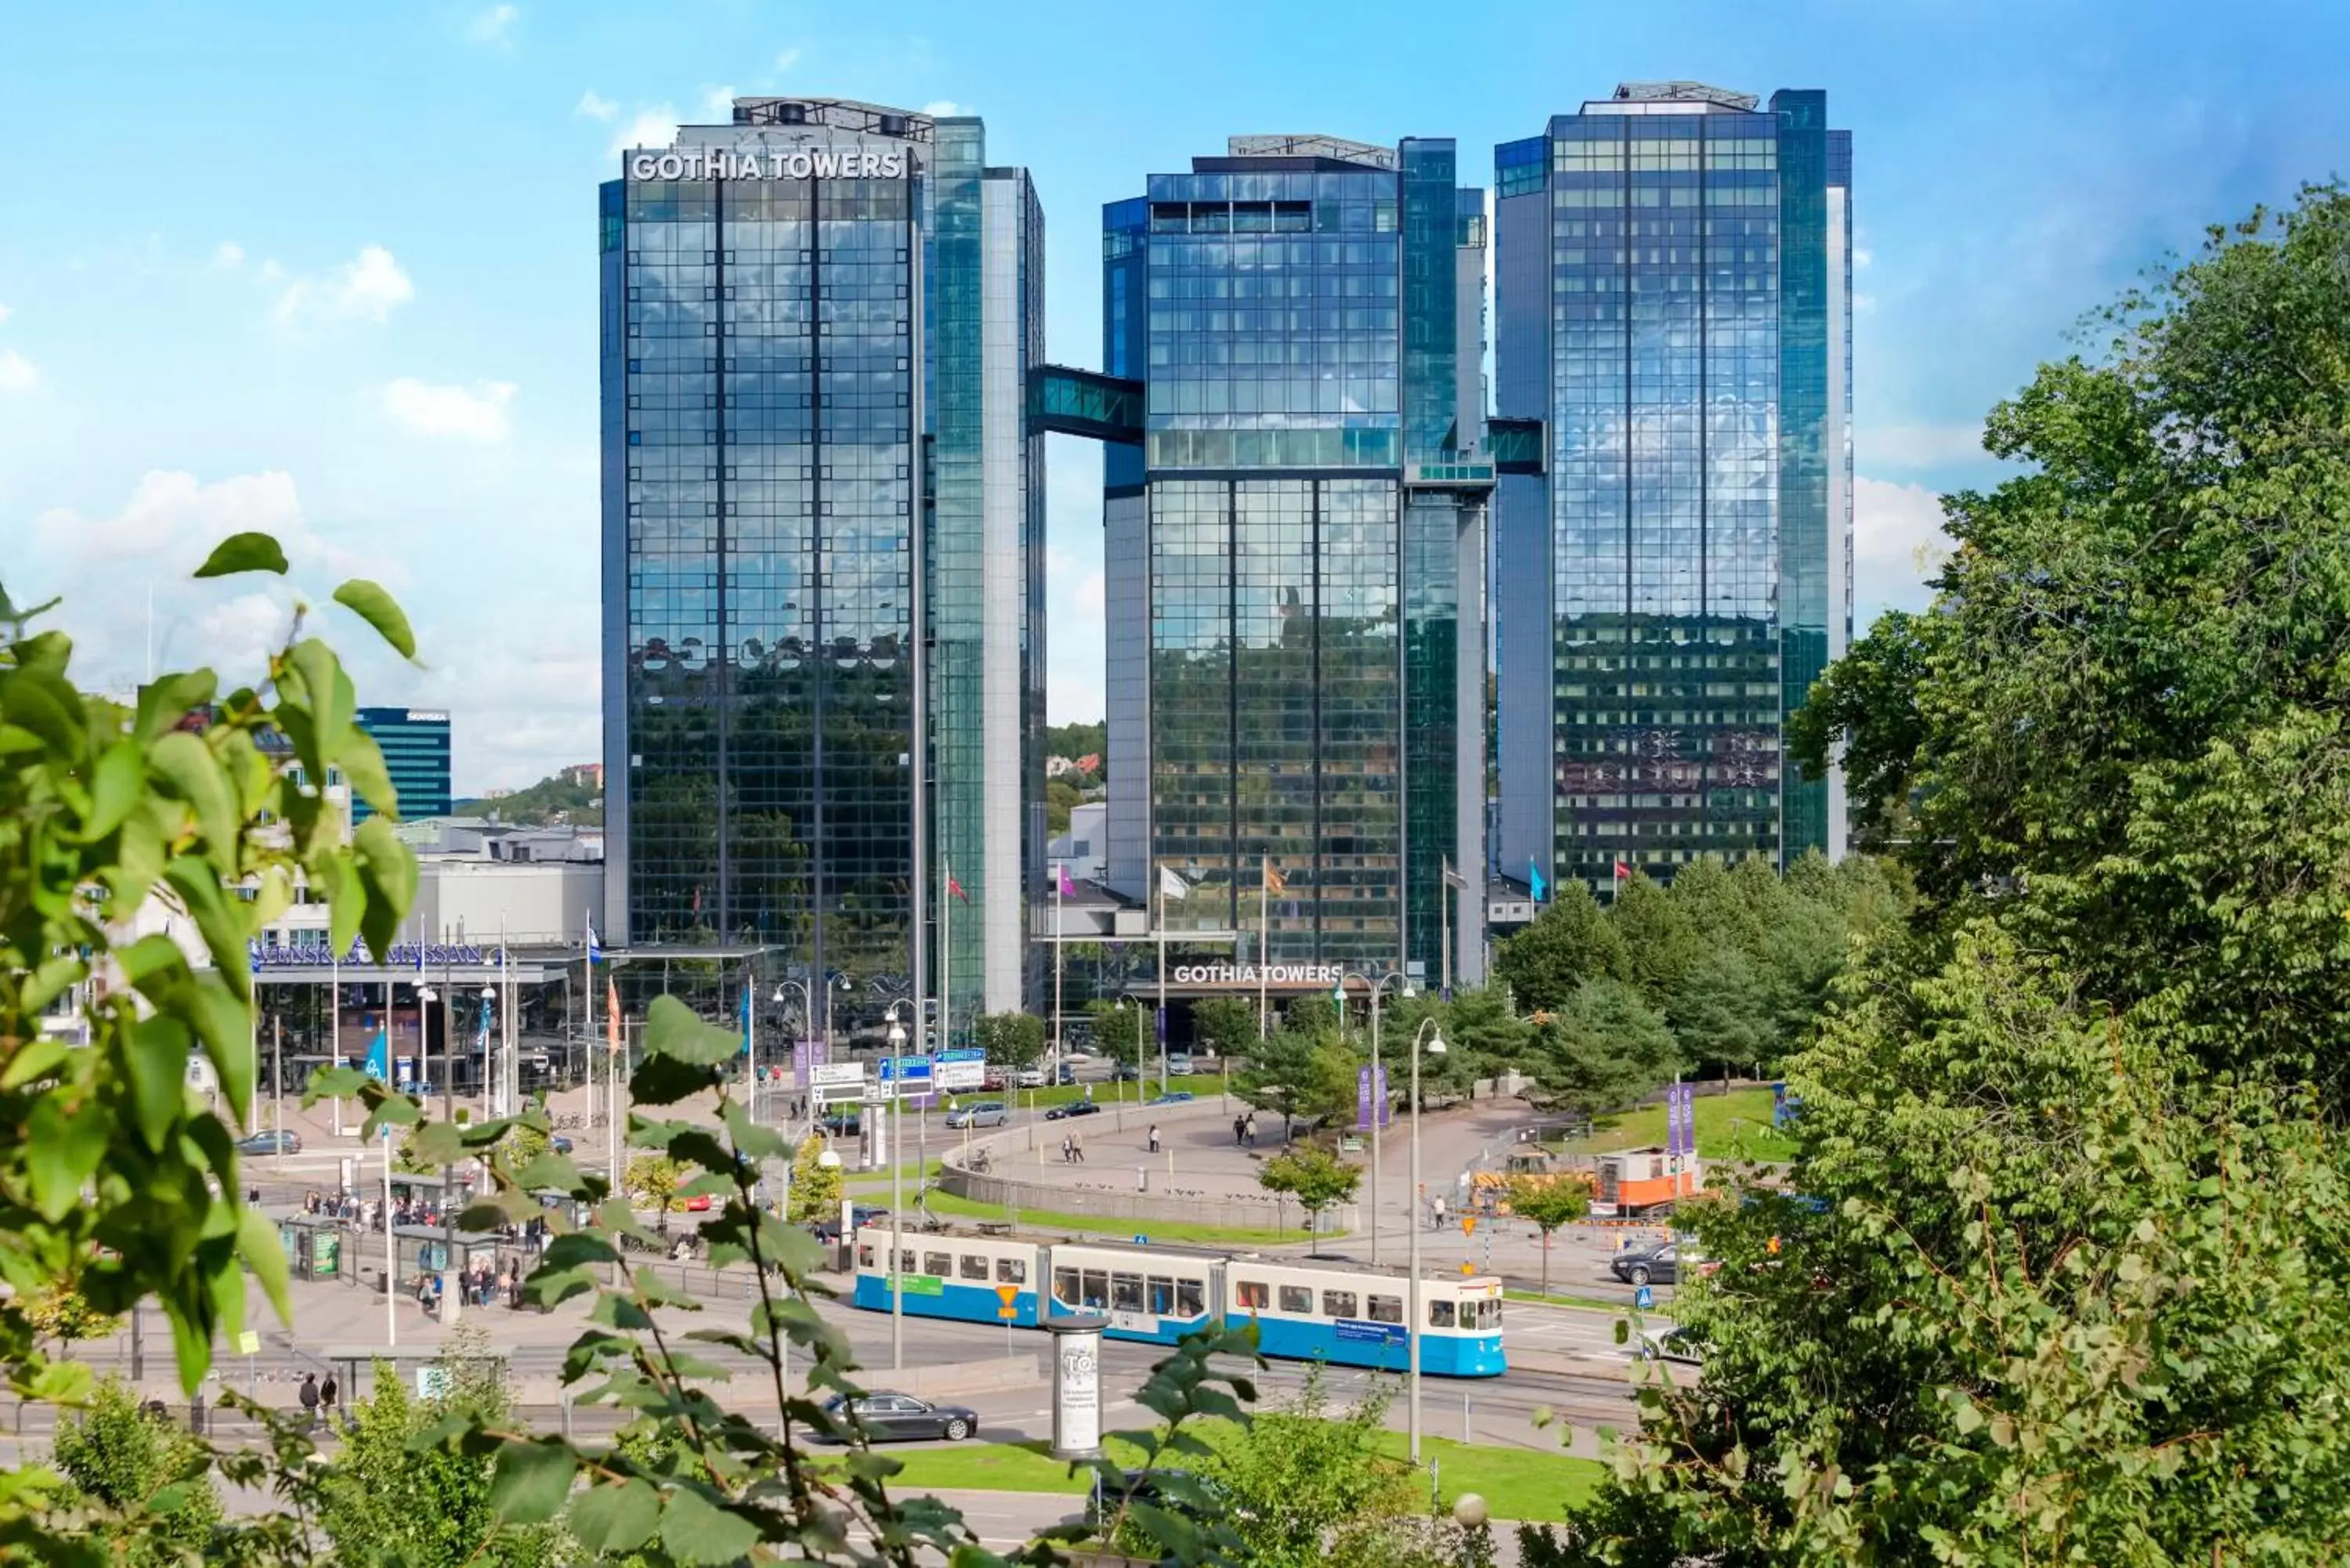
[1504,1287,1636,1314]
[1556,1086,1796,1164]
[1011,1072,1227,1111]
[856,1429,1603,1523]
[920,1188,1329,1248]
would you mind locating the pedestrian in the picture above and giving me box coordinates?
[320,1372,339,1425]
[1432,1194,1447,1230]
[1148,1123,1162,1154]
[1072,1133,1086,1165]
[1233,1115,1246,1147]
[1061,1134,1073,1165]
[298,1372,320,1430]
[1245,1113,1258,1147]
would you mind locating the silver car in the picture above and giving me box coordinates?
[945,1100,1007,1129]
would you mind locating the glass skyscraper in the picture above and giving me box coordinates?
[1089,134,1489,981]
[1494,82,1852,897]
[601,99,1043,1031]
[353,707,452,822]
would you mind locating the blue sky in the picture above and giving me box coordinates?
[2,1,2341,789]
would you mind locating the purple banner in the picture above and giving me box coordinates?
[1155,1006,1168,1045]
[1376,1063,1390,1129]
[1665,1082,1696,1158]
[1356,1065,1374,1130]
[792,1039,830,1078]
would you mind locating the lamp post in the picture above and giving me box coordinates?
[772,981,809,1128]
[1366,971,1415,1268]
[1408,1017,1446,1463]
[885,1009,908,1373]
[421,985,458,1324]
[479,985,497,1120]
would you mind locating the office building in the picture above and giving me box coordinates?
[353,707,452,822]
[1494,82,1852,894]
[1044,133,1488,983]
[601,99,1044,1028]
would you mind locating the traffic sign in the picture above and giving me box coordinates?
[998,1306,1018,1321]
[237,1331,261,1355]
[1634,1284,1655,1310]
[1460,1216,1477,1237]
[1459,1262,1475,1275]
[809,1063,865,1088]
[1133,1234,1148,1245]
[995,1284,1019,1306]
[877,1056,933,1083]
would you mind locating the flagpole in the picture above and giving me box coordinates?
[1257,855,1270,1042]
[330,939,343,1140]
[940,860,952,1080]
[1052,862,1064,1078]
[583,913,595,1146]
[1155,874,1167,1080]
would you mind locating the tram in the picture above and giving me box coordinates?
[850,1230,1505,1377]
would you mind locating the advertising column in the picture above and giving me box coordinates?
[1048,1314,1108,1460]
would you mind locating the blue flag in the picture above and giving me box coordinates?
[586,916,602,964]
[364,1026,389,1082]
[739,987,752,1054]
[1529,859,1548,903]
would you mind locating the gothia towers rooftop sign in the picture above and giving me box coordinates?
[627,147,909,182]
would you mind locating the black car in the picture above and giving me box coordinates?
[1610,1242,1684,1288]
[1044,1099,1104,1122]
[808,1204,889,1245]
[819,1392,978,1443]
[235,1129,302,1156]
[820,1107,864,1137]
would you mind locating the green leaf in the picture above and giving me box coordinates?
[237,1205,293,1328]
[332,578,418,661]
[488,1437,577,1524]
[125,1014,193,1152]
[408,1121,468,1166]
[193,531,290,577]
[568,1477,661,1553]
[132,670,218,744]
[148,731,241,880]
[27,1095,108,1220]
[658,1486,764,1566]
[644,994,747,1066]
[81,740,144,842]
[352,816,417,961]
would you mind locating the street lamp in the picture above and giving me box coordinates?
[479,985,497,1118]
[769,982,804,1127]
[1408,1017,1446,1464]
[885,1008,909,1373]
[419,985,457,1324]
[1365,971,1416,1268]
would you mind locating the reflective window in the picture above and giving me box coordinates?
[1426,1300,1455,1328]
[1367,1294,1403,1324]
[1236,1279,1270,1310]
[1278,1284,1314,1314]
[923,1252,952,1278]
[997,1256,1027,1284]
[1321,1290,1358,1319]
[1112,1273,1145,1313]
[960,1254,989,1281]
[1177,1279,1206,1317]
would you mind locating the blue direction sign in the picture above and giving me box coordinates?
[1634,1284,1655,1310]
[939,1048,985,1064]
[1133,1234,1149,1246]
[875,1057,934,1083]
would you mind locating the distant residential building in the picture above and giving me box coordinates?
[1047,755,1077,779]
[560,763,605,789]
[479,786,515,800]
[1072,753,1101,777]
[354,707,454,823]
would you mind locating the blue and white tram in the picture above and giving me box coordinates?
[849,1231,1505,1378]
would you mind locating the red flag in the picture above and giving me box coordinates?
[1613,859,1633,882]
[606,977,622,1056]
[948,874,971,905]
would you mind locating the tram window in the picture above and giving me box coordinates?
[857,1244,876,1270]
[898,1250,917,1276]
[924,1252,953,1278]
[1177,1279,1206,1317]
[1054,1267,1082,1307]
[1321,1290,1358,1319]
[1368,1294,1403,1324]
[997,1257,1028,1284]
[960,1255,989,1281]
[1082,1269,1108,1310]
[1278,1284,1314,1314]
[1147,1277,1175,1315]
[1427,1300,1456,1328]
[1236,1279,1270,1310]
[1112,1273,1144,1313]
[1479,1299,1504,1329]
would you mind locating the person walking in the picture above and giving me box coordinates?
[320,1371,339,1426]
[1071,1133,1086,1165]
[1148,1123,1162,1155]
[298,1373,320,1431]
[1245,1113,1258,1147]
[1061,1134,1073,1165]
[1233,1115,1246,1147]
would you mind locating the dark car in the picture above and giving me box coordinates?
[820,1107,864,1137]
[1610,1243,1684,1288]
[819,1392,978,1443]
[1111,1063,1141,1082]
[1044,1099,1104,1122]
[808,1204,889,1245]
[235,1129,302,1156]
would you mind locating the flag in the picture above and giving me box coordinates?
[1442,857,1470,890]
[1159,865,1190,901]
[1058,862,1077,898]
[1614,859,1633,883]
[586,917,602,965]
[1529,860,1548,903]
[1263,857,1287,895]
[739,986,752,1054]
[606,977,622,1057]
[947,872,970,904]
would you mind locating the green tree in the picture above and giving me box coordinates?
[1188,1375,1419,1568]
[1086,998,1144,1068]
[1189,994,1260,1060]
[1528,977,1678,1118]
[1494,881,1629,1013]
[1256,1146,1362,1248]
[1503,1175,1591,1297]
[21,1281,122,1359]
[971,1010,1046,1069]
[1665,943,1776,1079]
[625,1152,687,1236]
[784,1134,842,1224]
[1608,871,1699,1005]
[1233,1030,1321,1125]
[50,1379,223,1566]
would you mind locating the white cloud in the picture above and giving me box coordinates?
[773,46,802,72]
[609,105,678,158]
[257,258,285,284]
[273,244,414,327]
[1853,475,1951,621]
[380,378,518,441]
[921,100,965,117]
[1853,246,1874,270]
[0,301,13,324]
[700,84,736,118]
[0,350,38,392]
[574,89,616,121]
[466,4,518,45]
[212,241,245,269]
[1864,421,1986,472]
[1853,292,1878,314]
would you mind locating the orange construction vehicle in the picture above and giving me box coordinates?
[1593,1147,1703,1217]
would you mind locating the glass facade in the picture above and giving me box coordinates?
[602,99,1041,1029]
[1494,85,1852,895]
[353,708,451,822]
[1104,136,1487,977]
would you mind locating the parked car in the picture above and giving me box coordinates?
[1044,1099,1104,1122]
[1145,1090,1195,1107]
[980,1069,1008,1093]
[820,1107,864,1137]
[818,1392,978,1443]
[235,1130,302,1156]
[1014,1066,1048,1090]
[1111,1062,1141,1082]
[1611,1242,1692,1288]
[945,1100,1008,1129]
[1165,1053,1195,1076]
[1054,1061,1080,1086]
[808,1204,889,1245]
